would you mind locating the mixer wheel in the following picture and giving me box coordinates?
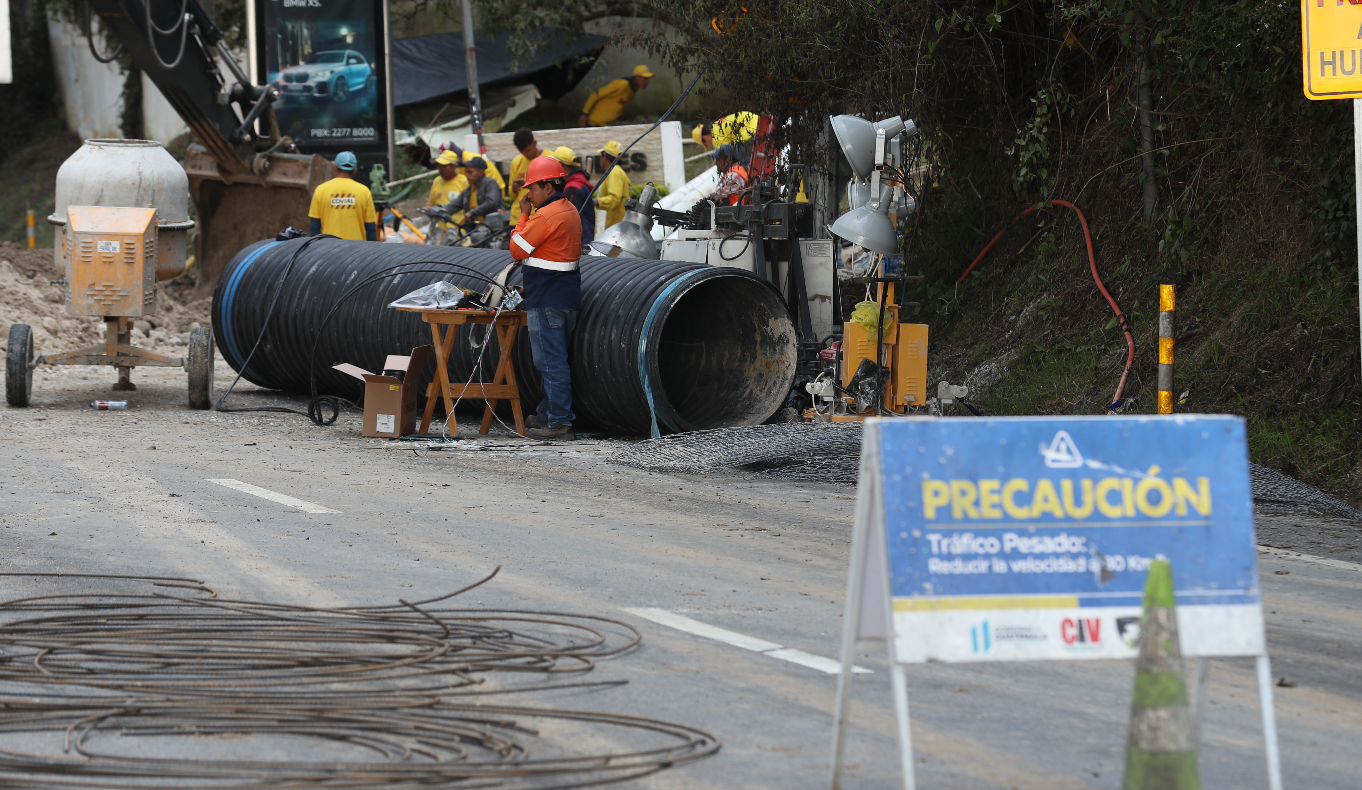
[6,324,33,408]
[187,327,214,410]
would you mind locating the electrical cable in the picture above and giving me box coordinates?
[82,0,124,63]
[954,199,1135,407]
[215,251,503,426]
[300,262,507,429]
[142,0,192,70]
[717,232,753,261]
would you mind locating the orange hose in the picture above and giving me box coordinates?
[955,200,1135,407]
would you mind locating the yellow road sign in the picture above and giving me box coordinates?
[1302,0,1362,99]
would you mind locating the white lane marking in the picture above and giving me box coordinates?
[208,479,340,514]
[765,647,869,674]
[1258,545,1361,573]
[624,607,871,675]
[625,607,781,652]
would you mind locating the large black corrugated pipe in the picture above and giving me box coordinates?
[211,238,798,435]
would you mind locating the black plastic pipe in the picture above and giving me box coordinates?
[211,238,798,435]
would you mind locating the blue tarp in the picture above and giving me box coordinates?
[390,30,607,107]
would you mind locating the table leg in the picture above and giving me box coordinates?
[430,322,459,436]
[420,381,438,434]
[503,322,526,436]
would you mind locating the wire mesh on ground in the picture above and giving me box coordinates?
[0,570,718,788]
[610,423,1362,520]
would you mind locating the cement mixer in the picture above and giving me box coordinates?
[5,140,214,409]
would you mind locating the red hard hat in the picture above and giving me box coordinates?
[524,155,567,187]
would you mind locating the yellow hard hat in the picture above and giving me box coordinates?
[598,140,623,157]
[691,124,704,147]
[633,65,655,78]
[550,146,579,167]
[434,149,460,165]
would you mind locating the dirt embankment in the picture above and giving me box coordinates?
[0,241,210,358]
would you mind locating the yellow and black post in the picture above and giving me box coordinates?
[25,209,35,249]
[1158,285,1175,414]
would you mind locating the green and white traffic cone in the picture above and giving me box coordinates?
[1122,558,1200,790]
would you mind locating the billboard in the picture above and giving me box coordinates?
[254,0,391,164]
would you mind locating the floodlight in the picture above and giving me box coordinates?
[846,181,871,210]
[829,186,899,255]
[830,115,915,179]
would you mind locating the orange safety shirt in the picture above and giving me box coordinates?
[510,194,583,271]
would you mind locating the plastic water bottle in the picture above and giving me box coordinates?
[90,401,128,410]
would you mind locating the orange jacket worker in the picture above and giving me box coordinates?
[510,156,583,441]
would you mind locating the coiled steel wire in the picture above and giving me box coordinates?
[0,570,719,787]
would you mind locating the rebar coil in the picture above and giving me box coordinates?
[211,238,798,434]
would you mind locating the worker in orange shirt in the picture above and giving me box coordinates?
[578,65,654,127]
[510,156,583,441]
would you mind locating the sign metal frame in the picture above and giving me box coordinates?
[829,417,1284,790]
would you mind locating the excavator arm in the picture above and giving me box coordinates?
[86,0,331,291]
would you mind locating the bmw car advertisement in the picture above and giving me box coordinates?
[256,0,389,156]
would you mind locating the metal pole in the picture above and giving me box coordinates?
[1158,284,1175,414]
[459,0,485,155]
[1256,655,1284,790]
[382,0,395,179]
[1354,99,1362,382]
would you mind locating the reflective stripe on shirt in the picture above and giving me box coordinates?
[512,233,535,253]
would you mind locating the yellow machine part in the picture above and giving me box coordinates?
[841,311,929,413]
[841,305,899,390]
[64,206,158,317]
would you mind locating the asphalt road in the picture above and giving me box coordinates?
[0,361,1359,788]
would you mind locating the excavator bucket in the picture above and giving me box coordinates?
[184,145,332,295]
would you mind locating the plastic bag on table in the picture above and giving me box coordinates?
[388,281,470,310]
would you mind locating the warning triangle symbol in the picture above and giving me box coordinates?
[1040,430,1084,468]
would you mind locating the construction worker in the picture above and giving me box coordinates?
[711,143,749,206]
[578,65,654,127]
[442,156,505,226]
[550,146,596,245]
[511,156,582,441]
[692,111,777,181]
[427,148,468,229]
[462,148,508,202]
[308,151,377,241]
[691,111,760,150]
[508,128,542,222]
[594,141,631,229]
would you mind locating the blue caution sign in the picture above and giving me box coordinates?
[872,416,1264,662]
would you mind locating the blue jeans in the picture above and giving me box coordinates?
[526,307,578,426]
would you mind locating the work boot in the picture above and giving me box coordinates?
[525,414,539,430]
[527,423,575,441]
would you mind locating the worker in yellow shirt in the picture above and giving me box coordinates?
[578,65,654,127]
[308,152,377,241]
[427,149,468,229]
[691,111,761,150]
[508,128,542,222]
[594,140,632,228]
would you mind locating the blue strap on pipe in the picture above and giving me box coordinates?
[637,268,707,439]
[219,241,282,370]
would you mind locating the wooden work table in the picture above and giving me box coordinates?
[396,308,527,436]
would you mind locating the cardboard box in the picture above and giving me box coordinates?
[334,345,432,437]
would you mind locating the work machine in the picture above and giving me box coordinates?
[6,0,326,408]
[86,0,330,288]
[588,113,928,421]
